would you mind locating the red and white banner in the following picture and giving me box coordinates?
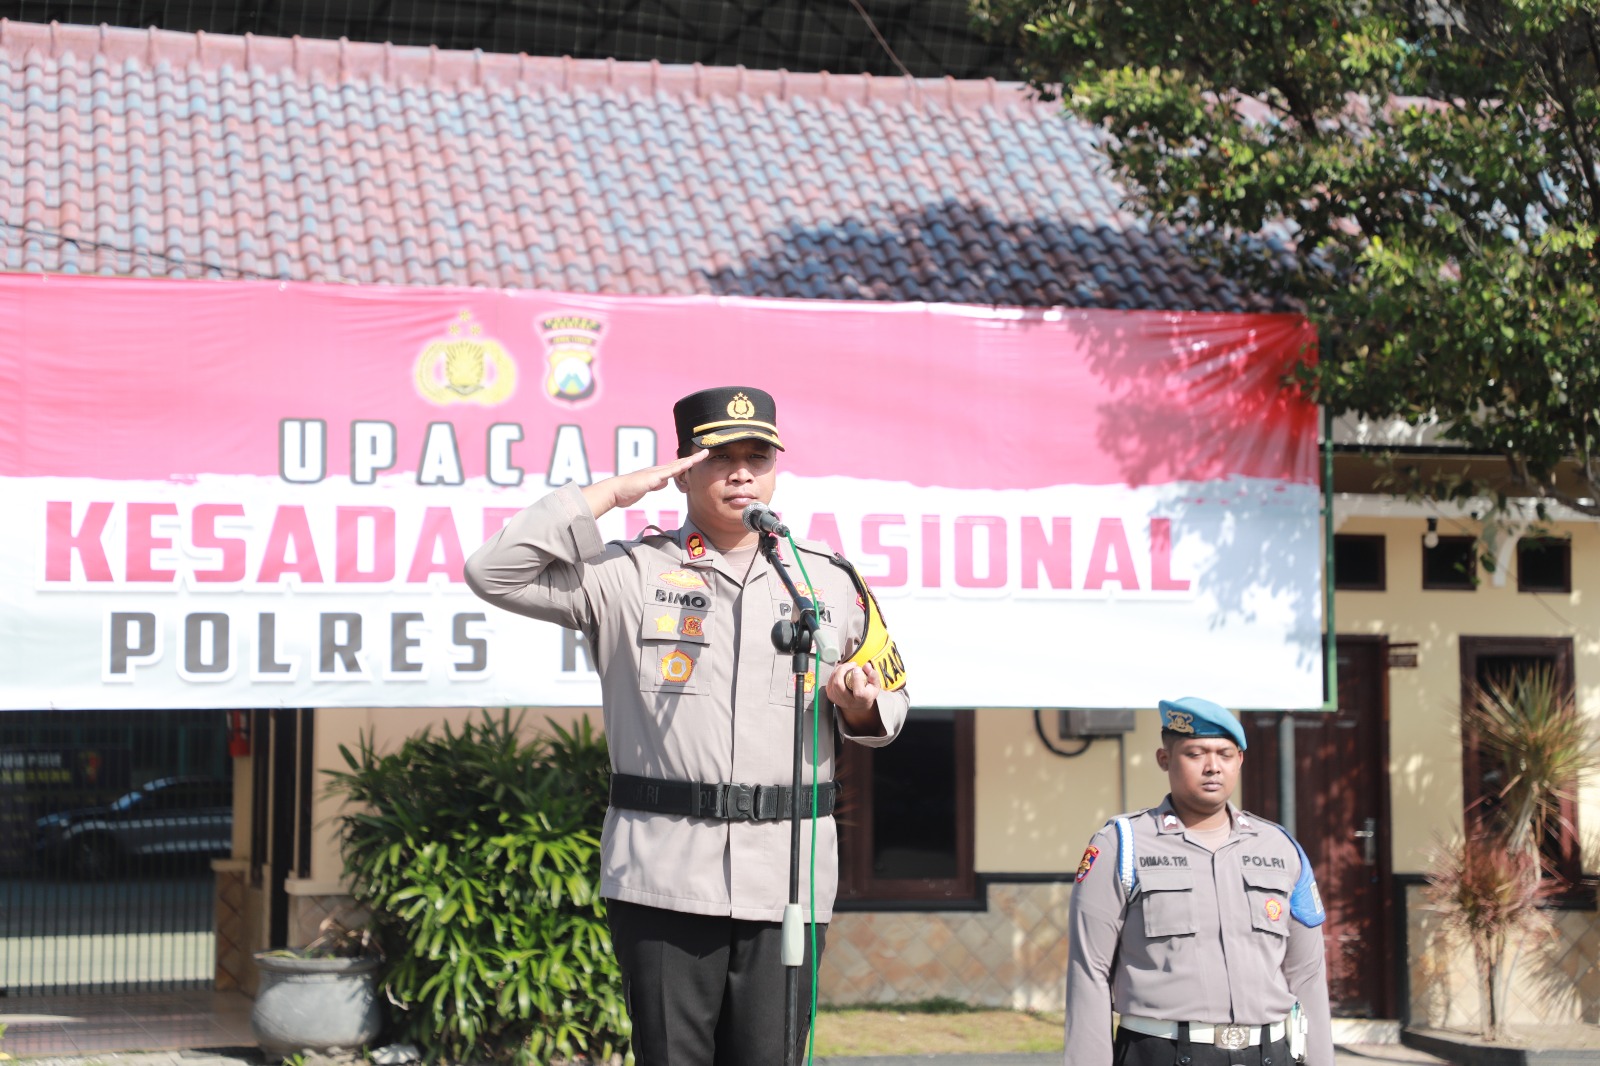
[0,275,1323,710]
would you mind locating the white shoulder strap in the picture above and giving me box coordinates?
[1113,816,1136,894]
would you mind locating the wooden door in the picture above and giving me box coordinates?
[1242,636,1393,1017]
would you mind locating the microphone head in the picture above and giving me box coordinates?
[741,502,768,534]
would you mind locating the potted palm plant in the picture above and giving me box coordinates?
[251,918,385,1059]
[1423,663,1595,1042]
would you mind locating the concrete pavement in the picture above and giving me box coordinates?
[3,1044,1458,1065]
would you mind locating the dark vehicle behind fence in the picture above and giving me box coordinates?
[35,775,233,879]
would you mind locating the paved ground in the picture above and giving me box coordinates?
[0,990,1472,1066]
[1,1045,1459,1066]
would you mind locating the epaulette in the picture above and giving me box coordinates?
[1101,808,1152,897]
[792,539,838,560]
[608,525,674,558]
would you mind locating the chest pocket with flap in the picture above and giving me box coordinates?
[1242,864,1295,937]
[1137,865,1197,938]
[637,575,715,696]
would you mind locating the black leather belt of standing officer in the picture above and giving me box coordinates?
[609,773,840,823]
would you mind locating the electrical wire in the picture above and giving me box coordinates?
[841,0,913,79]
[1034,708,1094,758]
[1,220,282,281]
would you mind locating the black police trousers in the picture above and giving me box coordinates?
[1114,1030,1294,1066]
[606,899,828,1066]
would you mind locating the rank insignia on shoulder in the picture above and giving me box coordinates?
[1075,844,1100,882]
[686,533,707,560]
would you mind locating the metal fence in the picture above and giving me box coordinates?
[0,709,232,995]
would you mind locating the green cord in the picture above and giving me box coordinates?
[784,533,822,1066]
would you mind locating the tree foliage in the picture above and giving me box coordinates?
[973,0,1600,514]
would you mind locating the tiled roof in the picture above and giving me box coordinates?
[0,19,1265,311]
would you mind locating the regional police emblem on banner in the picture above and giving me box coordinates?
[539,313,602,404]
[414,310,517,406]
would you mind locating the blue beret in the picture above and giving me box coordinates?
[1159,696,1247,751]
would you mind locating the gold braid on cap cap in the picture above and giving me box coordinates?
[691,418,780,434]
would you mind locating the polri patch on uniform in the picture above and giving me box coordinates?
[682,616,704,637]
[686,533,707,559]
[1264,898,1283,922]
[658,568,706,589]
[1075,844,1100,882]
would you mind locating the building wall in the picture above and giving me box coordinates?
[1333,515,1600,874]
[973,706,1169,876]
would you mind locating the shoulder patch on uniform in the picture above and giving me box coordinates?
[1275,825,1326,927]
[1075,843,1100,882]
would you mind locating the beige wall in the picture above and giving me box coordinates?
[1333,515,1600,873]
[973,706,1167,874]
[305,705,599,886]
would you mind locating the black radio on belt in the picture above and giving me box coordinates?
[609,773,839,823]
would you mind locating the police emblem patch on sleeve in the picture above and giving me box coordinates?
[1264,898,1283,922]
[1075,844,1100,882]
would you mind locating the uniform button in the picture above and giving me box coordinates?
[1264,1058,1274,1065]
[1178,1057,1192,1065]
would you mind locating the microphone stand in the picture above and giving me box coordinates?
[760,530,820,1066]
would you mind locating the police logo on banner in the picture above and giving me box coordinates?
[540,314,602,404]
[414,309,517,406]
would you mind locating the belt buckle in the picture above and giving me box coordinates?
[1215,1025,1250,1050]
[725,782,756,821]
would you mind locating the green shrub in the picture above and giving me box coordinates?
[326,711,627,1065]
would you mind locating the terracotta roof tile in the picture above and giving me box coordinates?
[0,18,1272,311]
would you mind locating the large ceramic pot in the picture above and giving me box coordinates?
[251,950,384,1057]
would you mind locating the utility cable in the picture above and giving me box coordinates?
[841,0,913,79]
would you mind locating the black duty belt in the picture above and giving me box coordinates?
[609,773,840,823]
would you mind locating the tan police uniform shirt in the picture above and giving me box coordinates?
[464,482,909,922]
[1064,797,1334,1066]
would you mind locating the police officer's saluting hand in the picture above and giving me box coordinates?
[1063,697,1334,1066]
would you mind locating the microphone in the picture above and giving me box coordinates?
[741,501,790,538]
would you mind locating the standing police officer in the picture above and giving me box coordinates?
[465,385,908,1065]
[1063,697,1333,1066]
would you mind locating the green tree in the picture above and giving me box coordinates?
[973,0,1600,515]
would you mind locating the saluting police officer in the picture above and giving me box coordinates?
[464,386,908,1066]
[1064,697,1333,1066]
